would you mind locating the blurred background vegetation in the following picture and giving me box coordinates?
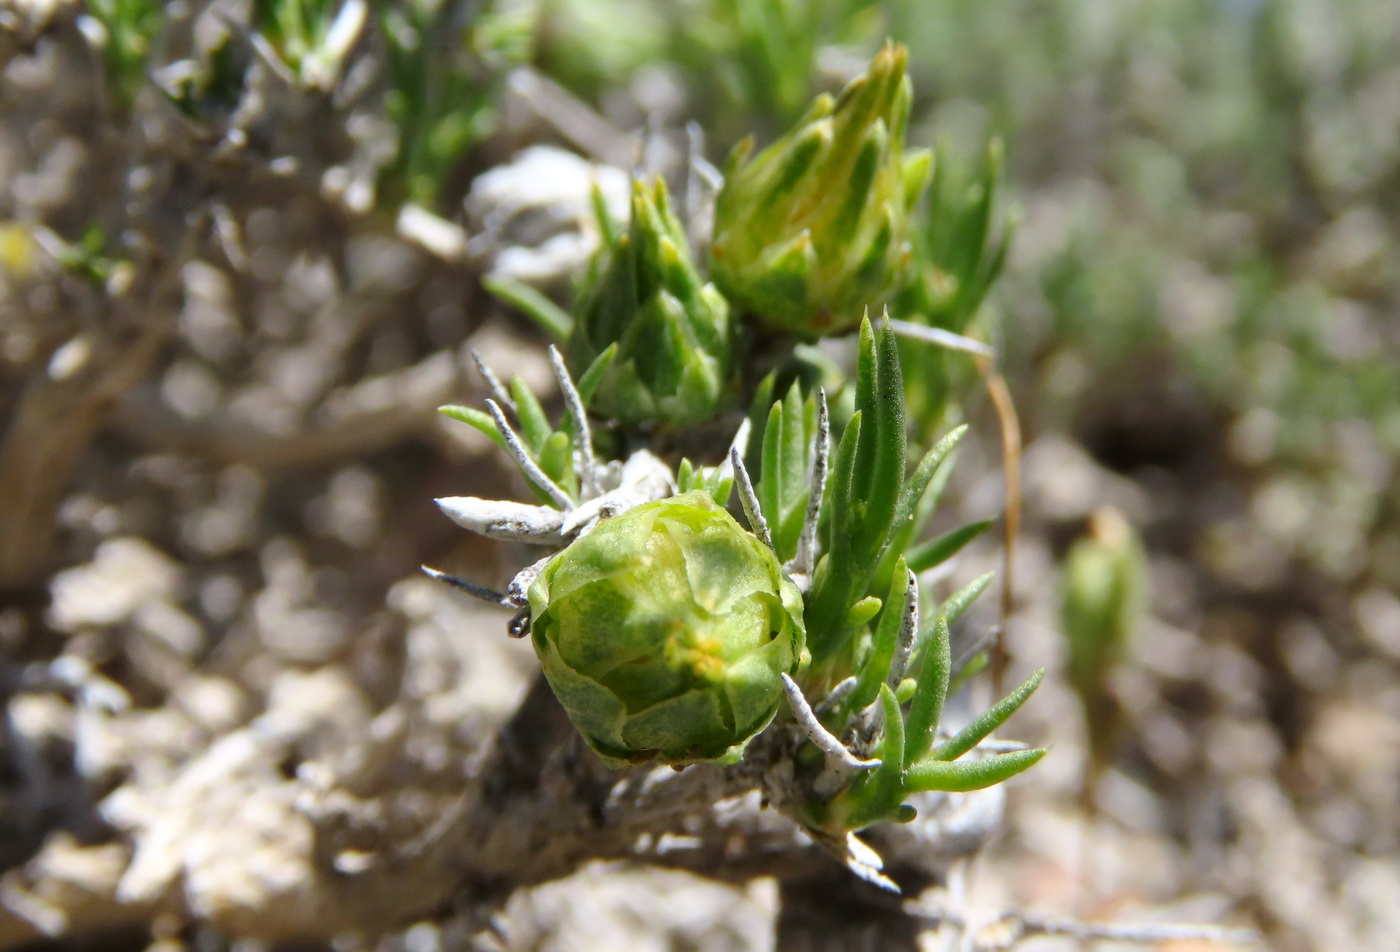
[2,1,1398,950]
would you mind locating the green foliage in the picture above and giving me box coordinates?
[481,274,574,340]
[251,0,357,89]
[896,139,1015,427]
[567,179,735,427]
[803,598,1046,834]
[902,139,1013,335]
[730,316,1040,839]
[158,31,249,121]
[439,346,615,507]
[430,18,1051,860]
[749,382,820,564]
[378,1,528,207]
[50,225,121,286]
[803,316,909,677]
[677,458,735,507]
[84,0,164,107]
[704,0,823,126]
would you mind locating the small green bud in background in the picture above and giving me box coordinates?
[566,178,734,427]
[528,491,807,767]
[710,43,930,340]
[1060,506,1146,775]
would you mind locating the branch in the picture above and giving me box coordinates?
[0,678,818,947]
[962,909,1260,951]
[113,348,469,469]
[0,304,173,593]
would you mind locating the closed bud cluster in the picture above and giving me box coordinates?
[710,43,930,340]
[528,491,807,766]
[567,178,733,426]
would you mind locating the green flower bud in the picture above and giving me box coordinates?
[567,178,734,426]
[1060,506,1146,769]
[1061,507,1145,696]
[528,491,807,766]
[710,43,930,340]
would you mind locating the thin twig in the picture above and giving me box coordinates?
[486,399,574,511]
[791,388,829,579]
[887,567,921,688]
[781,674,879,797]
[547,345,600,499]
[470,350,518,416]
[966,909,1260,951]
[730,447,773,551]
[888,319,995,358]
[813,676,858,717]
[977,361,1021,697]
[420,566,513,607]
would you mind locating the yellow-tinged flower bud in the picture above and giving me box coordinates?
[710,43,929,339]
[528,491,807,766]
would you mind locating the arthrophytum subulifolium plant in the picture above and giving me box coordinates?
[428,43,1037,888]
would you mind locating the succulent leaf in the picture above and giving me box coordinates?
[938,571,995,627]
[482,274,574,339]
[903,615,952,762]
[870,423,968,598]
[931,668,1044,762]
[806,316,905,679]
[845,560,912,716]
[751,383,820,564]
[438,404,507,452]
[906,746,1047,793]
[906,518,995,574]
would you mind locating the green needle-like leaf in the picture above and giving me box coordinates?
[438,405,506,451]
[906,747,1047,793]
[931,668,1044,762]
[851,318,906,565]
[482,274,573,339]
[511,377,552,454]
[576,344,618,404]
[871,423,968,597]
[907,519,995,573]
[590,181,619,249]
[823,410,862,567]
[847,560,910,714]
[779,387,807,518]
[900,425,968,528]
[845,684,907,827]
[754,385,814,562]
[904,615,952,762]
[939,571,995,626]
[760,401,784,532]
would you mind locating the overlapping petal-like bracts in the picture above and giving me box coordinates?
[710,43,930,340]
[567,179,733,426]
[528,491,806,766]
